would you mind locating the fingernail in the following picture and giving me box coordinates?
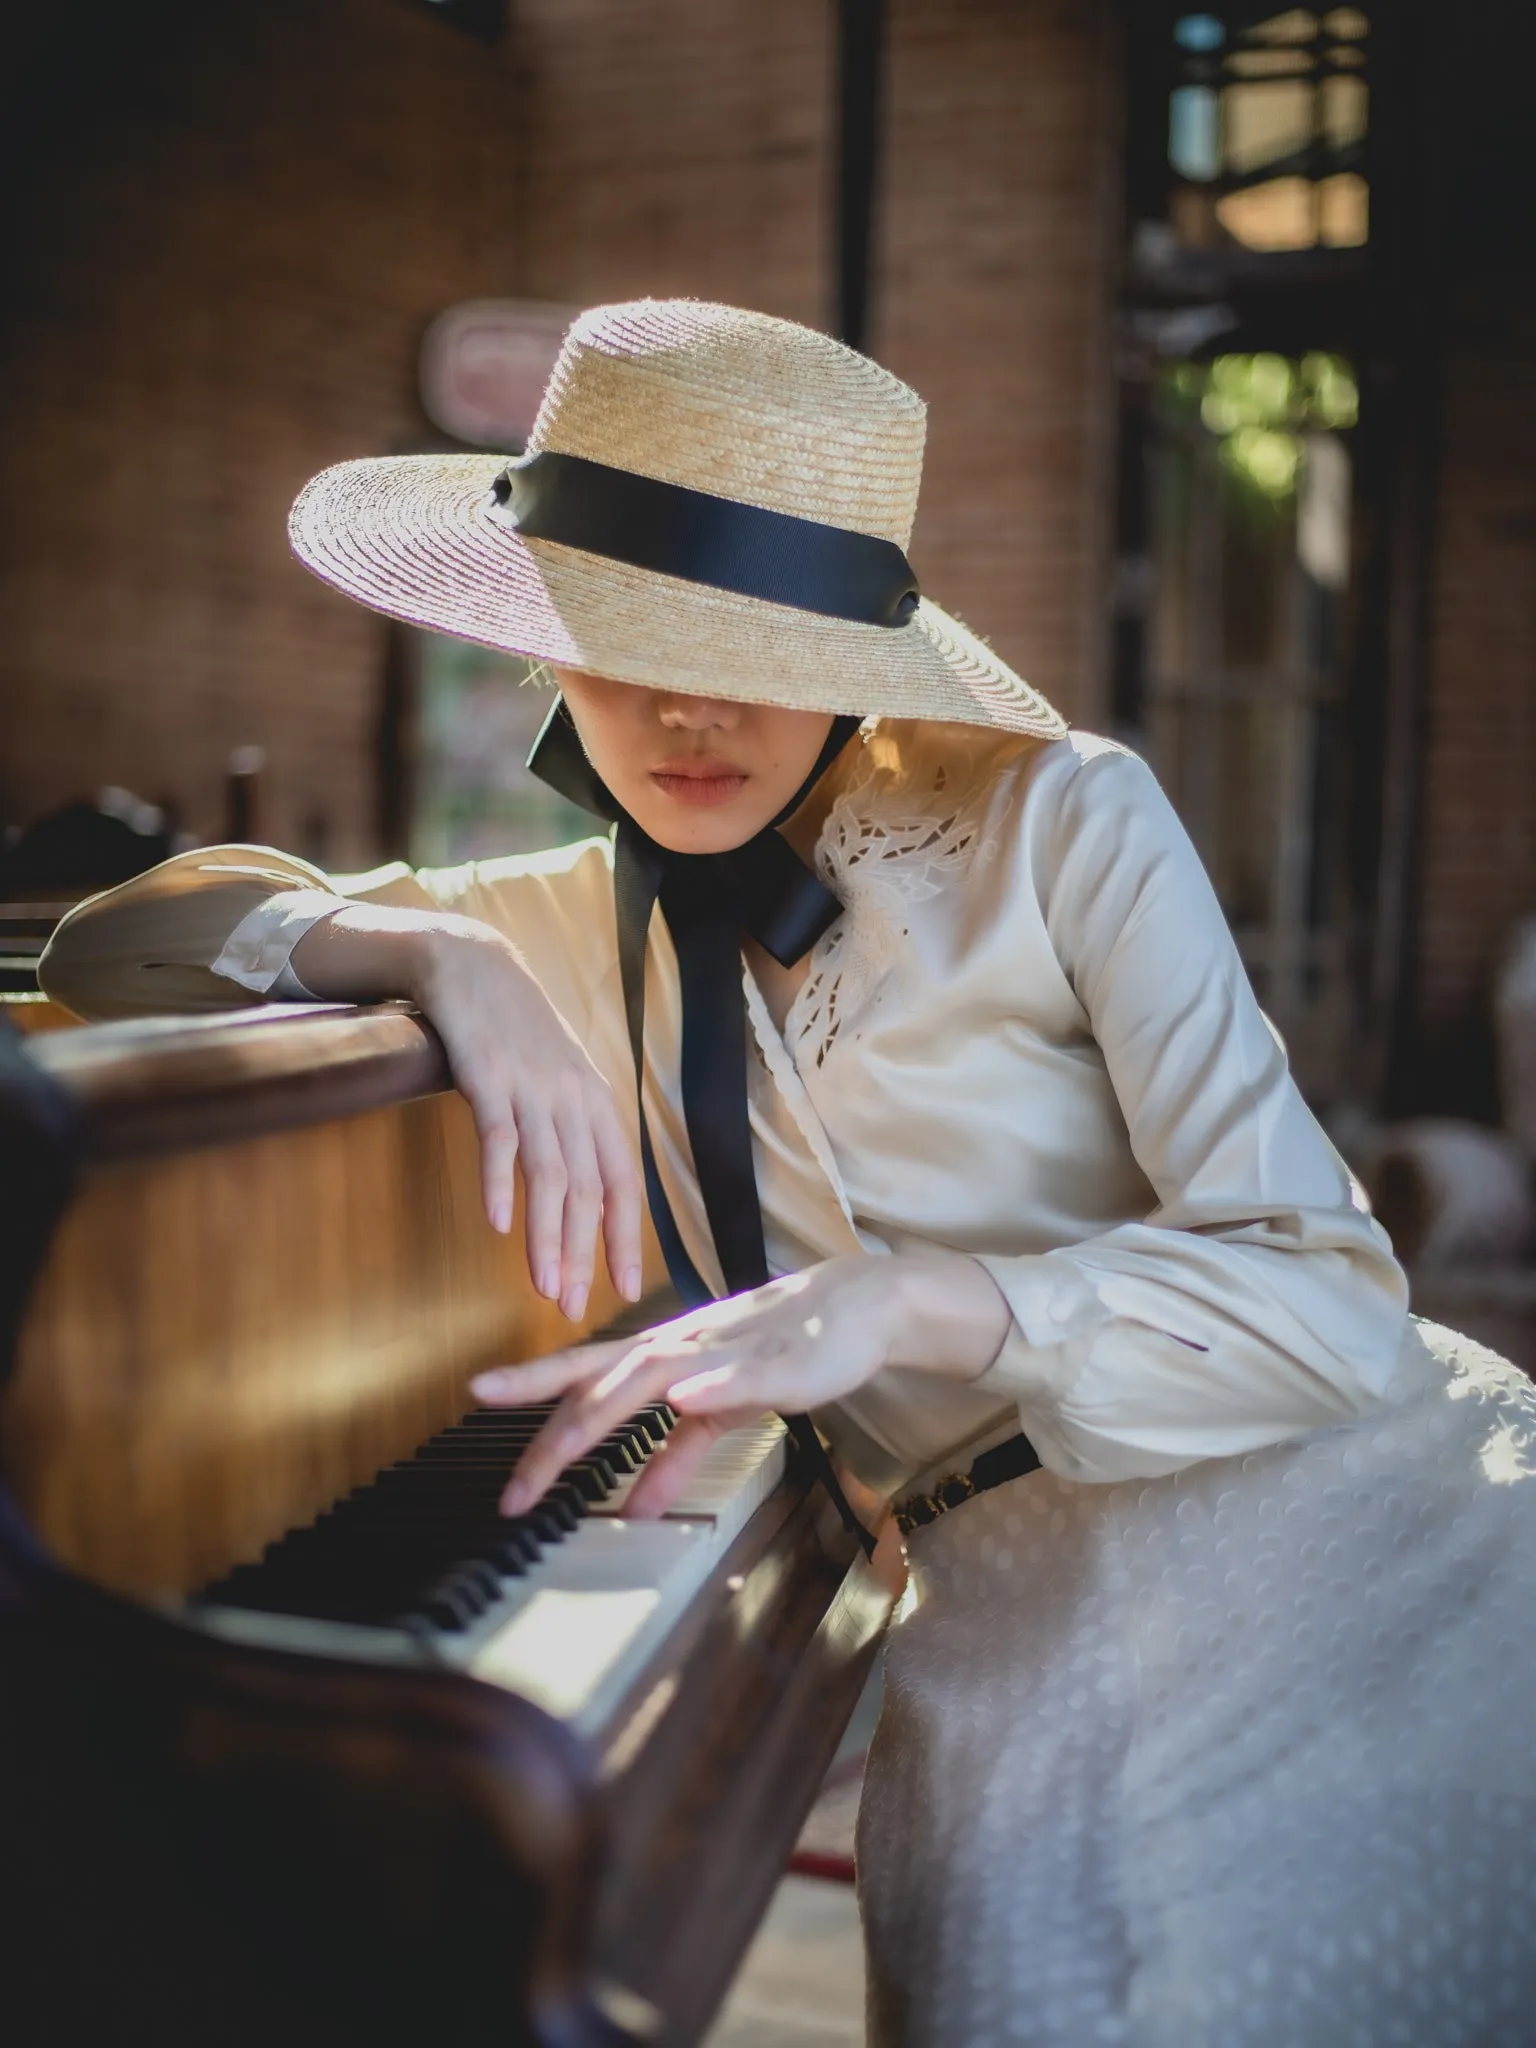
[500,1482,528,1516]
[471,1370,509,1400]
[564,1285,589,1322]
[622,1265,642,1302]
[538,1263,559,1298]
[492,1199,511,1236]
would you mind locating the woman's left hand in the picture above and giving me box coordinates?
[472,1250,1012,1519]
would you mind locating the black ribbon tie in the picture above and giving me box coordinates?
[529,698,877,1558]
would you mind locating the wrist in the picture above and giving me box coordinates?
[404,919,456,1010]
[881,1251,1013,1382]
[406,914,510,1009]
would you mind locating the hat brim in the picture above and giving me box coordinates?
[289,454,1067,739]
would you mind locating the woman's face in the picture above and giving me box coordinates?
[553,667,836,853]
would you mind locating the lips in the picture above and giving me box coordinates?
[650,756,749,807]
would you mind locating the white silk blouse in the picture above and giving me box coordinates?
[38,721,1410,1494]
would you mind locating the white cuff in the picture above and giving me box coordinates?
[211,889,344,998]
[969,1251,1102,1396]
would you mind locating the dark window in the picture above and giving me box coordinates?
[1166,8,1369,254]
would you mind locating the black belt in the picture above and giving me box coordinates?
[894,1430,1042,1536]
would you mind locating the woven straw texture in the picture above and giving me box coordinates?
[289,300,1065,739]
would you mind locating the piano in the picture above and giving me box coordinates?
[0,1001,892,2047]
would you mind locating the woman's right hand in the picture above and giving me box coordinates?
[292,907,643,1320]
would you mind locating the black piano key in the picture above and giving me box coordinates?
[403,1556,512,1633]
[406,1584,479,1632]
[405,1435,642,1474]
[210,1498,554,1610]
[197,1403,668,1626]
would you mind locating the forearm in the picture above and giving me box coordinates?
[879,1251,1013,1382]
[290,904,510,1005]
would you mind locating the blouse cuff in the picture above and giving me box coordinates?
[211,889,343,998]
[966,1245,1097,1409]
[967,1251,1105,1469]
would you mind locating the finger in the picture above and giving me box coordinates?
[499,1342,679,1514]
[514,1104,567,1300]
[831,1458,894,1536]
[622,1413,731,1518]
[472,1105,519,1236]
[471,1337,630,1408]
[591,1099,644,1302]
[551,1100,602,1322]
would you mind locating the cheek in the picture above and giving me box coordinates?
[576,712,635,783]
[760,715,839,795]
[559,690,647,786]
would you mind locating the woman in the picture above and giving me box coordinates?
[41,301,1536,2046]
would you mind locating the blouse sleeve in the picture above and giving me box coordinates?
[38,837,620,1036]
[968,741,1410,1485]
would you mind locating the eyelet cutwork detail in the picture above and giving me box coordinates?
[786,729,1002,1069]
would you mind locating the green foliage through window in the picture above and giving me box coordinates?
[1162,352,1357,499]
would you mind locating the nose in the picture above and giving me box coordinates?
[655,691,741,732]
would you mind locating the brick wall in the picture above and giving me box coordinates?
[879,0,1119,729]
[513,0,1120,729]
[0,0,524,866]
[0,0,1118,865]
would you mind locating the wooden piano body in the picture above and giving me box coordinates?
[0,1002,891,2047]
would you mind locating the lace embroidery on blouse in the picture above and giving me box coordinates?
[785,727,1007,1070]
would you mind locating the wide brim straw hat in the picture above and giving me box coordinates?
[289,299,1065,740]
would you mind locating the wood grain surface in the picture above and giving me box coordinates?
[28,1000,450,1158]
[4,1008,662,1597]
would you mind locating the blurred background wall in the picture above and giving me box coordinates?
[0,0,525,869]
[0,0,1118,869]
[1,0,1533,1140]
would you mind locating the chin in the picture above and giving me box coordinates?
[640,808,762,855]
[623,781,776,854]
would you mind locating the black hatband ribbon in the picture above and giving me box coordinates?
[491,451,920,627]
[530,699,877,1558]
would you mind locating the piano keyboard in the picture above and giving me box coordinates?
[193,1399,786,1738]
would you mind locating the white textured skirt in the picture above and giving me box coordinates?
[857,1321,1536,2048]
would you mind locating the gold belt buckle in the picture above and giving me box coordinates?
[893,1466,978,1536]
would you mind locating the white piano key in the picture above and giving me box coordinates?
[461,1419,786,1735]
[593,1416,785,1538]
[192,1419,789,1741]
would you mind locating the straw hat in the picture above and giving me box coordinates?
[289,299,1065,739]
